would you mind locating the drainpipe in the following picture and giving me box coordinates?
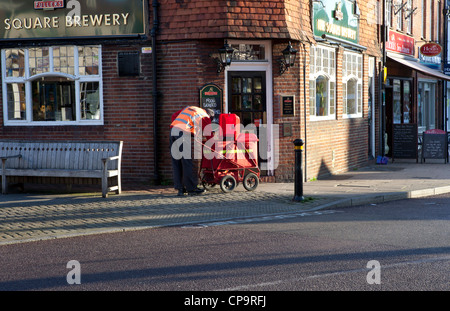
[302,42,308,182]
[151,0,160,184]
[380,0,387,157]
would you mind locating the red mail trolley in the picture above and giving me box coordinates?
[200,113,260,193]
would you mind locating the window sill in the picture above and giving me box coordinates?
[3,120,104,126]
[342,114,363,119]
[309,115,336,121]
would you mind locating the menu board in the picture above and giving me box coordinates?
[200,83,222,124]
[422,129,448,162]
[392,123,418,160]
[281,95,295,116]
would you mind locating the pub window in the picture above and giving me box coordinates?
[1,45,102,125]
[309,45,336,119]
[342,51,363,118]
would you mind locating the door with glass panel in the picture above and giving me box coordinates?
[392,79,412,124]
[227,71,266,169]
[418,81,436,133]
[386,78,413,156]
[228,72,266,126]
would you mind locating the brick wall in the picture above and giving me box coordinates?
[156,40,224,183]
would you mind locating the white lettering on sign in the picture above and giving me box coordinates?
[316,19,357,41]
[4,17,59,30]
[4,0,131,32]
[4,14,130,30]
[65,13,129,27]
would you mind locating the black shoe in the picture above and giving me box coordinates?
[177,188,187,196]
[188,188,205,195]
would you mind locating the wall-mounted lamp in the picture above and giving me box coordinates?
[215,40,235,73]
[280,42,297,74]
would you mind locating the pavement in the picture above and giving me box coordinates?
[1,161,450,245]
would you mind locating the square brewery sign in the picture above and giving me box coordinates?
[0,0,145,40]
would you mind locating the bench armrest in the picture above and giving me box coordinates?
[1,154,22,161]
[101,156,121,172]
[102,155,120,163]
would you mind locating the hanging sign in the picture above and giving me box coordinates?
[0,0,145,40]
[420,43,442,57]
[419,43,442,70]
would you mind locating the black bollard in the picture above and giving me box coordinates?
[293,139,304,202]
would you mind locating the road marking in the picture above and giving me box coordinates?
[181,210,344,228]
[217,256,450,291]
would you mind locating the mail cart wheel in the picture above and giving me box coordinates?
[243,173,259,191]
[220,175,237,193]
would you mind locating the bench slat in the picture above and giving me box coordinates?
[3,169,119,178]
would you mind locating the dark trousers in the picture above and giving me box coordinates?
[170,131,197,192]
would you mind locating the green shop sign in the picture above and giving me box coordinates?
[0,0,145,40]
[312,0,359,44]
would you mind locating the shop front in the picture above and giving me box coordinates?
[384,32,450,159]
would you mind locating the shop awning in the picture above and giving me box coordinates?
[387,54,450,81]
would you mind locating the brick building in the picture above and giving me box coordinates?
[155,0,382,182]
[0,0,448,188]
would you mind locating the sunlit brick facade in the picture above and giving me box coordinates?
[0,0,448,188]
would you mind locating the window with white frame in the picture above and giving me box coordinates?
[421,0,426,38]
[309,45,336,119]
[396,0,403,31]
[2,45,102,125]
[428,0,432,40]
[386,0,393,28]
[342,51,363,117]
[436,1,440,42]
[406,0,413,34]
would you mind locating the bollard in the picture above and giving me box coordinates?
[293,139,304,202]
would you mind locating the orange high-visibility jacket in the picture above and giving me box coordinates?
[170,106,210,135]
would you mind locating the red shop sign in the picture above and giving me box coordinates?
[386,30,415,56]
[34,1,65,10]
[420,43,442,57]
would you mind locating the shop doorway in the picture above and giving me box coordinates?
[385,78,413,156]
[227,71,267,171]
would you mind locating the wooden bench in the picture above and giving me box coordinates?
[0,141,123,198]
